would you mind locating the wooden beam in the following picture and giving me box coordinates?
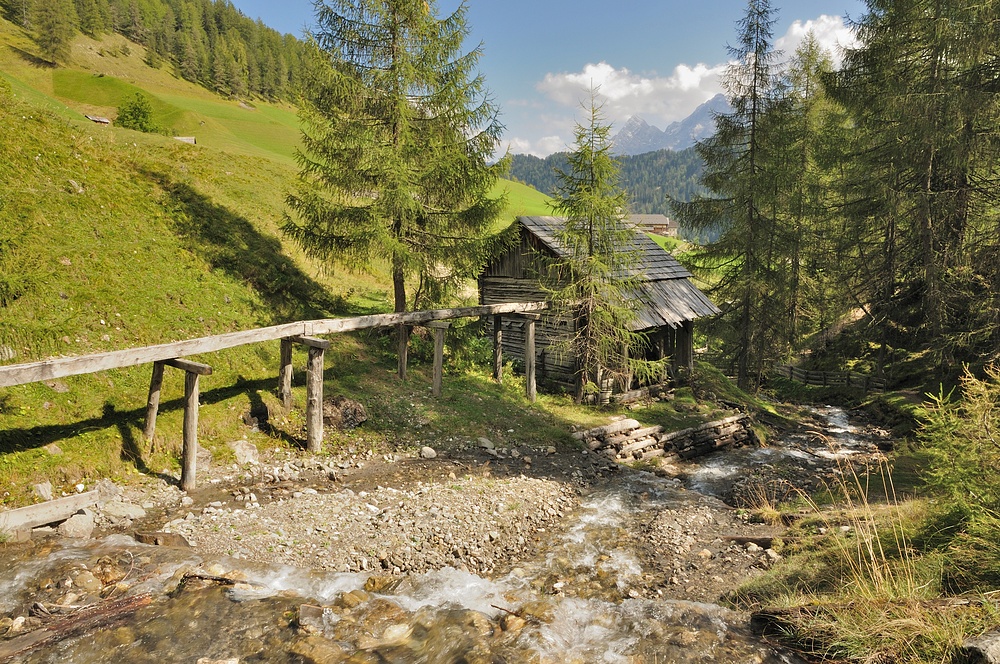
[0,302,546,389]
[428,321,449,398]
[305,301,546,335]
[0,322,305,388]
[143,361,165,443]
[492,314,503,384]
[180,370,200,492]
[279,338,293,410]
[305,345,324,453]
[289,335,330,350]
[163,358,213,375]
[0,491,99,533]
[524,317,537,403]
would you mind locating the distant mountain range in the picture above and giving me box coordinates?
[610,93,730,156]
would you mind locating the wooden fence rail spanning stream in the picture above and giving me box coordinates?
[0,301,547,492]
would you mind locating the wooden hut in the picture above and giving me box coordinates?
[479,216,719,396]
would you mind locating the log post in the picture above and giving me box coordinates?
[278,338,293,409]
[291,336,330,454]
[160,358,213,493]
[397,324,408,381]
[493,314,503,384]
[181,370,199,492]
[511,313,540,403]
[143,361,165,443]
[428,321,450,398]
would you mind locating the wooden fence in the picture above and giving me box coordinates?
[0,301,547,491]
[773,365,886,394]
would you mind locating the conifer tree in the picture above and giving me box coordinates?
[671,0,783,389]
[32,0,78,63]
[547,96,659,401]
[283,0,508,377]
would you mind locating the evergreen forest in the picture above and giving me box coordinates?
[1,0,310,99]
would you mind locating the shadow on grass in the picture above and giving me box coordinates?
[0,375,303,473]
[8,46,57,69]
[143,169,378,322]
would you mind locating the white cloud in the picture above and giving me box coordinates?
[515,15,859,156]
[536,61,725,133]
[775,15,859,67]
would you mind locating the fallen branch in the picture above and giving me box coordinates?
[0,594,152,662]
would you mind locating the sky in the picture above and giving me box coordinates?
[230,0,867,156]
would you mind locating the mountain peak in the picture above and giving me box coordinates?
[611,94,730,156]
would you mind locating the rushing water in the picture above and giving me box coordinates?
[684,405,876,499]
[1,472,804,663]
[0,410,882,663]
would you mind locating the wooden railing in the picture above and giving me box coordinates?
[0,301,547,491]
[773,365,887,394]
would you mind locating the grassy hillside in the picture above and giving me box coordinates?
[0,23,561,508]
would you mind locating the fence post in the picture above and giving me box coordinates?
[181,370,200,492]
[493,314,503,384]
[143,361,165,444]
[428,321,449,398]
[279,338,293,409]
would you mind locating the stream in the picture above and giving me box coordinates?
[0,407,876,663]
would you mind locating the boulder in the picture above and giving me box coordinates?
[32,482,53,502]
[420,446,437,460]
[197,444,213,472]
[323,396,368,430]
[135,531,192,547]
[228,439,260,466]
[58,510,95,539]
[102,500,146,521]
[961,631,1000,663]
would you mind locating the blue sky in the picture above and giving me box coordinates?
[230,0,867,155]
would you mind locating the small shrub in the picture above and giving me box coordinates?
[116,92,158,133]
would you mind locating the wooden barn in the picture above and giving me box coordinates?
[479,216,720,397]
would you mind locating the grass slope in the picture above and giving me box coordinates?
[0,25,565,508]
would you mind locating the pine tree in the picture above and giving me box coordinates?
[671,0,783,389]
[283,0,508,378]
[32,0,78,63]
[547,95,659,401]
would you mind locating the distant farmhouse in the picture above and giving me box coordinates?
[479,216,718,399]
[628,214,678,237]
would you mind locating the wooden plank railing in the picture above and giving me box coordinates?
[774,365,886,394]
[0,301,547,493]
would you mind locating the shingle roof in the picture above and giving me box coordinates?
[518,216,720,328]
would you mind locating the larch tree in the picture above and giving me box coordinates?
[828,0,1000,367]
[283,0,508,378]
[547,95,659,402]
[671,0,783,390]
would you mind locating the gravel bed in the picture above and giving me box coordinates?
[161,472,578,575]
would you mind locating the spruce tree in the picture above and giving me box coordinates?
[547,96,659,401]
[671,0,783,389]
[32,0,78,63]
[283,0,507,378]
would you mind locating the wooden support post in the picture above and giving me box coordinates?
[511,313,540,403]
[279,338,293,410]
[284,336,330,454]
[397,324,408,381]
[306,345,325,454]
[143,361,165,443]
[428,321,449,398]
[493,314,503,384]
[180,370,200,492]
